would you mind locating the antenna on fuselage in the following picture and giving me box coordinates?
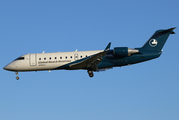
[75,49,78,52]
[42,51,45,53]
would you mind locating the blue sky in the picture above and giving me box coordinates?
[0,0,179,120]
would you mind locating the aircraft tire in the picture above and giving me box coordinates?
[89,73,94,77]
[16,76,19,80]
[88,70,94,77]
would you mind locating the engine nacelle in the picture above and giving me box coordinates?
[113,47,139,58]
[113,47,128,57]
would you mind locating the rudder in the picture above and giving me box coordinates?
[141,27,176,51]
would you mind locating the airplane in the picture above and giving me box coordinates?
[3,27,176,80]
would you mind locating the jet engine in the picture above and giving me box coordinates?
[113,47,139,58]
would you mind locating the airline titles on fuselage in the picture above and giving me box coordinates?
[38,60,71,66]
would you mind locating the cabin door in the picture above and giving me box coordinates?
[29,54,37,66]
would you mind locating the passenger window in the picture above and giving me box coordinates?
[39,58,41,60]
[60,57,62,59]
[55,57,57,59]
[71,56,72,59]
[44,58,46,60]
[49,57,51,60]
[81,56,82,58]
[66,56,67,59]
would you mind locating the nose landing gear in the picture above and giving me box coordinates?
[15,72,19,80]
[87,70,94,78]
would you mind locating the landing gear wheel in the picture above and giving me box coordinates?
[87,70,94,78]
[15,72,19,80]
[89,73,94,77]
[16,76,19,80]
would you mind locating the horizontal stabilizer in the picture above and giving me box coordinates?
[169,27,176,34]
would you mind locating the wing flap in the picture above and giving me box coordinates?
[69,42,111,70]
[69,51,108,70]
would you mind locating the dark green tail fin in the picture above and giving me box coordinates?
[141,27,176,51]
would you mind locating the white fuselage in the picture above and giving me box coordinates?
[4,50,103,72]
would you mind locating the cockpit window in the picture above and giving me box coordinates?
[14,57,25,61]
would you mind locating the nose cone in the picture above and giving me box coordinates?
[3,62,16,71]
[3,64,12,71]
[3,65,8,70]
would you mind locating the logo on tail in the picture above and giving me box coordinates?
[149,39,158,47]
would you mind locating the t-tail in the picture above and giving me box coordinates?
[140,27,176,51]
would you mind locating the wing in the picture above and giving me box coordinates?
[69,42,111,71]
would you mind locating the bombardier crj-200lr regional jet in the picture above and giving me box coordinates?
[3,28,176,80]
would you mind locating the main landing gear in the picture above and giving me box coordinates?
[87,70,94,78]
[15,72,19,80]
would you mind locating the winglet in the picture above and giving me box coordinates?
[104,42,111,51]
